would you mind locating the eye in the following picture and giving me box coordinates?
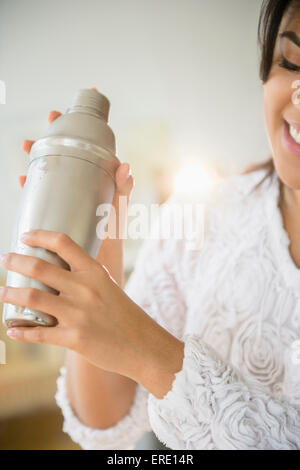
[279,56,300,72]
[279,36,300,72]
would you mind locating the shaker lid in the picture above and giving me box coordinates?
[28,88,119,180]
[66,89,110,122]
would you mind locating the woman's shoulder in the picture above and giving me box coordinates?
[169,167,275,219]
[207,167,276,221]
[213,167,275,204]
[129,168,278,273]
[166,168,278,285]
[201,168,277,244]
[125,168,278,321]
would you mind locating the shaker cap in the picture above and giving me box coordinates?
[66,89,110,122]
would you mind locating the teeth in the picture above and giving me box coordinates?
[289,124,300,144]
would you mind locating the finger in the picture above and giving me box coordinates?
[22,140,35,154]
[19,230,94,271]
[0,286,72,321]
[19,175,27,188]
[115,163,134,198]
[0,252,76,293]
[48,110,62,124]
[6,324,72,347]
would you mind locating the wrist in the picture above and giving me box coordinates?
[134,321,185,399]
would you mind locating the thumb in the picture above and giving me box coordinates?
[115,163,134,199]
[111,163,134,234]
[19,175,27,188]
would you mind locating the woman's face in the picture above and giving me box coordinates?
[263,8,300,188]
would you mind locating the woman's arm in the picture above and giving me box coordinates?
[64,351,138,429]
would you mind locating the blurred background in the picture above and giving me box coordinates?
[0,0,270,450]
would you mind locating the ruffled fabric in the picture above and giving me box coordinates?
[55,367,151,450]
[55,168,300,450]
[148,335,300,450]
[264,171,300,291]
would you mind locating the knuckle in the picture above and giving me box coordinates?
[25,288,39,306]
[32,328,44,343]
[5,253,14,267]
[72,279,84,293]
[81,283,100,303]
[30,258,44,276]
[1,286,9,299]
[55,233,71,249]
[71,326,88,349]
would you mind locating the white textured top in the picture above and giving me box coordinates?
[55,169,300,450]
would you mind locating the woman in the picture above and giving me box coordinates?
[2,0,300,450]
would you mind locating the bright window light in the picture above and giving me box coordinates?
[174,164,217,198]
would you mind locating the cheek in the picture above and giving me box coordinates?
[263,71,300,189]
[263,75,288,132]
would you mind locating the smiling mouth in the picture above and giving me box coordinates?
[287,121,300,144]
[282,120,300,156]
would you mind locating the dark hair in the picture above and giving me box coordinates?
[246,0,300,178]
[258,0,300,83]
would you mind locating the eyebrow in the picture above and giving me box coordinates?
[280,31,300,48]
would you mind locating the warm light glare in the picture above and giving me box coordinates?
[174,164,216,197]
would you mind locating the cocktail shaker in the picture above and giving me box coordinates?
[3,89,120,327]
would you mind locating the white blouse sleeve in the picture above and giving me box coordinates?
[55,232,187,450]
[148,334,300,450]
[55,366,150,450]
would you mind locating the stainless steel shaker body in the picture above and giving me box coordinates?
[3,89,120,327]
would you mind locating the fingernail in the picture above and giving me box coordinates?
[0,254,7,264]
[126,164,132,179]
[7,329,19,339]
[20,232,31,241]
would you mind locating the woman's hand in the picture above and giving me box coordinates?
[0,229,184,399]
[7,98,184,398]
